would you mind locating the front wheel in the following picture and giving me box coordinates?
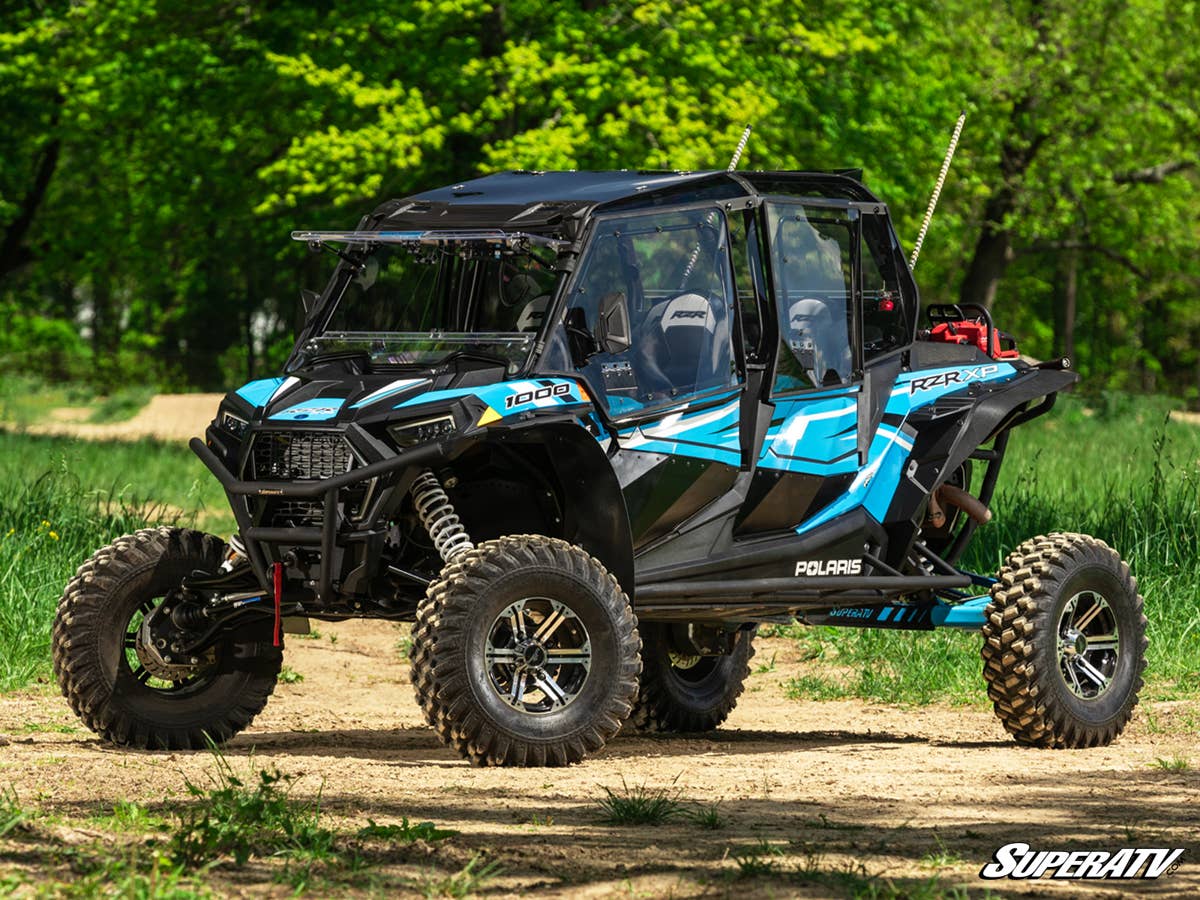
[52,527,281,750]
[982,532,1147,748]
[409,535,641,766]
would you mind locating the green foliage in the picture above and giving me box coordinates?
[356,818,457,843]
[278,665,305,684]
[417,855,502,899]
[56,849,213,900]
[87,386,156,424]
[169,754,334,869]
[688,802,728,831]
[596,777,685,826]
[0,784,27,839]
[0,431,237,690]
[3,1,1198,394]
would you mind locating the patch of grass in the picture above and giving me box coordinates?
[95,799,167,832]
[15,721,78,734]
[689,802,728,830]
[731,839,785,877]
[278,665,305,684]
[783,673,852,701]
[59,848,212,899]
[1151,754,1191,771]
[87,386,156,423]
[169,752,335,870]
[596,777,685,826]
[753,651,777,674]
[357,817,457,842]
[418,855,502,899]
[0,785,28,838]
[921,833,964,870]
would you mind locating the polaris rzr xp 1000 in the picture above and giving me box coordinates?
[54,169,1146,765]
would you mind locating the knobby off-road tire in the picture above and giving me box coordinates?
[629,624,756,732]
[982,532,1147,748]
[409,535,641,766]
[53,527,282,750]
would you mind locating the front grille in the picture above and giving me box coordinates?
[249,431,354,481]
[245,430,373,529]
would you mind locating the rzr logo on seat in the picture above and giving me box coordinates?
[909,364,1000,394]
[504,382,572,409]
[671,310,708,320]
[795,559,863,577]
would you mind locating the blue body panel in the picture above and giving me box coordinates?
[236,377,287,408]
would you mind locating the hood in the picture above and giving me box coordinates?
[226,368,592,432]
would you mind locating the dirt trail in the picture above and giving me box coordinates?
[1,624,1196,897]
[24,394,224,443]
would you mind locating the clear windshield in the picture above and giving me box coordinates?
[291,243,563,371]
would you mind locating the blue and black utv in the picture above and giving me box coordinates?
[53,169,1146,765]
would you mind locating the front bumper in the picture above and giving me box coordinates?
[191,434,447,604]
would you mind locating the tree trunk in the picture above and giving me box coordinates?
[958,188,1015,310]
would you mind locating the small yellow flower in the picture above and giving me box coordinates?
[49,531,60,541]
[41,520,50,528]
[4,528,13,538]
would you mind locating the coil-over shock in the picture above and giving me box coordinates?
[411,469,475,562]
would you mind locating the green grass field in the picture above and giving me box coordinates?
[1,392,1198,702]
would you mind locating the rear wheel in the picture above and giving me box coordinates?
[629,623,755,733]
[982,532,1146,748]
[410,535,640,766]
[52,527,281,749]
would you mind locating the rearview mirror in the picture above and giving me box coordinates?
[595,291,631,355]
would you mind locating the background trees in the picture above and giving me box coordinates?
[2,0,1197,397]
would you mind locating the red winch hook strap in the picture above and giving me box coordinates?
[271,562,283,648]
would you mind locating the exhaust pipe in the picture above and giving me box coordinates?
[937,483,992,525]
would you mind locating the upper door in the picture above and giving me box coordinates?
[540,203,748,547]
[736,200,866,535]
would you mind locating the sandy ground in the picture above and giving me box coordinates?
[25,394,225,443]
[1,624,1197,898]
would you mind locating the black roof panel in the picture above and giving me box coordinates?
[370,170,882,235]
[407,170,724,206]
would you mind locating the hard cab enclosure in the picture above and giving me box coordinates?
[197,168,1074,622]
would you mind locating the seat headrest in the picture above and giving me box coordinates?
[789,298,834,331]
[516,295,550,332]
[660,293,716,334]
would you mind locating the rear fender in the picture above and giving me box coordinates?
[934,366,1076,490]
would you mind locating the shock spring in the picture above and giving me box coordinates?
[411,469,475,563]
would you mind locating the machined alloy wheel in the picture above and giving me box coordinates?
[982,532,1146,749]
[1056,590,1120,700]
[485,597,592,714]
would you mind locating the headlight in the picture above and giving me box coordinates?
[219,410,249,438]
[387,414,456,448]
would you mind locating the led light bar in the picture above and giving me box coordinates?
[290,229,571,250]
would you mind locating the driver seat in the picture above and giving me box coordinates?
[635,292,727,398]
